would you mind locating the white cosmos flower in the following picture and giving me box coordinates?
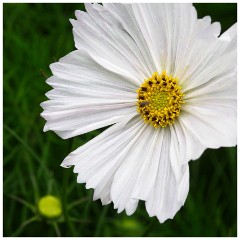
[41,3,237,223]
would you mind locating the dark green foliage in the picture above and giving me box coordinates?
[3,3,237,237]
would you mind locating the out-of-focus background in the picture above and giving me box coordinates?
[3,3,237,237]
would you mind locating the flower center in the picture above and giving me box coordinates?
[137,71,184,128]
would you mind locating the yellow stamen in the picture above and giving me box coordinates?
[137,71,184,128]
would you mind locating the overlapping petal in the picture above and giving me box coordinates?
[61,115,190,222]
[41,49,137,139]
[104,3,224,91]
[71,3,152,84]
[61,116,146,205]
[178,23,237,162]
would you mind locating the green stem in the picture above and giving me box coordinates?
[5,194,36,213]
[94,205,109,237]
[4,124,51,178]
[141,221,155,237]
[62,168,75,236]
[11,216,38,237]
[67,196,89,210]
[62,138,76,236]
[53,222,61,237]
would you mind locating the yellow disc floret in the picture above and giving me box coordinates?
[137,71,184,128]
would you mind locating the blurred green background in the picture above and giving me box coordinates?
[3,3,237,237]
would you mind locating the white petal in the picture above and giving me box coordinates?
[110,123,158,213]
[103,3,158,74]
[130,3,197,75]
[49,49,136,94]
[169,78,236,166]
[145,128,189,223]
[61,116,144,205]
[180,21,236,91]
[185,72,236,102]
[170,119,205,165]
[180,104,236,151]
[220,23,237,42]
[179,68,236,155]
[182,49,236,92]
[41,50,137,139]
[62,115,188,220]
[177,33,236,162]
[110,126,190,220]
[71,3,152,85]
[106,3,227,94]
[130,128,164,201]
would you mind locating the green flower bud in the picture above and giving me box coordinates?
[38,195,62,219]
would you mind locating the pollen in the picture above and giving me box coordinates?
[137,71,184,128]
